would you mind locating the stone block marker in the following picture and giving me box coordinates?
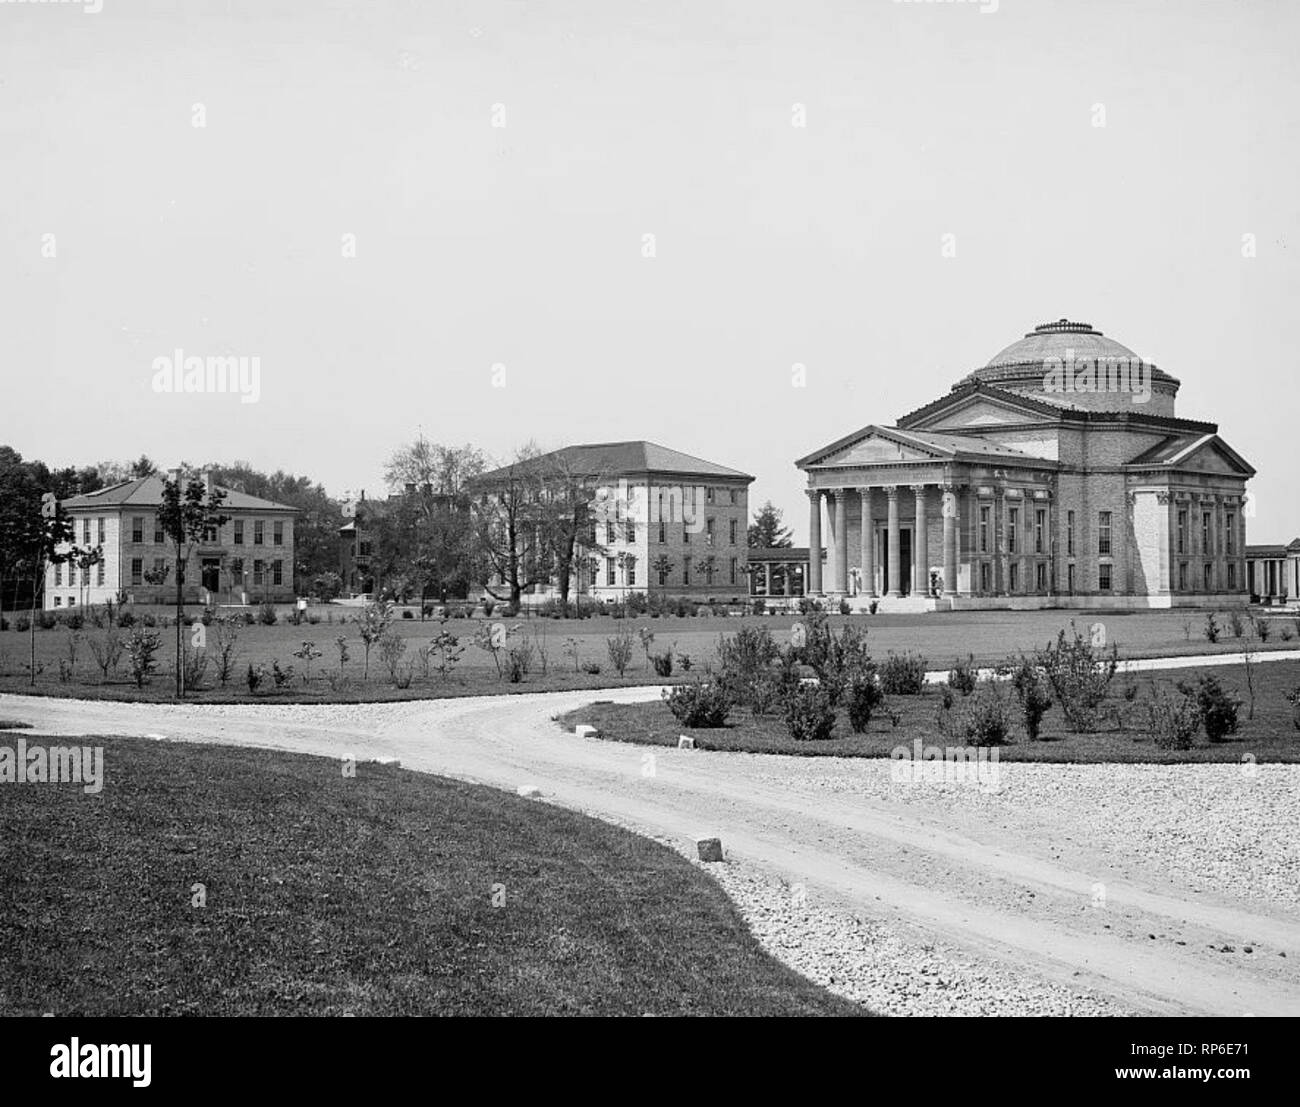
[374,757,401,767]
[678,735,695,749]
[517,784,543,799]
[574,724,600,739]
[695,836,724,862]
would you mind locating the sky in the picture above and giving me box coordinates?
[3,0,1298,542]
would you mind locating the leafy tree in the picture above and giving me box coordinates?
[748,501,793,549]
[156,474,229,696]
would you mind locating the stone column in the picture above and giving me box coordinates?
[763,562,771,596]
[942,483,958,596]
[859,487,875,597]
[885,486,901,597]
[912,484,929,597]
[834,490,848,594]
[807,491,823,595]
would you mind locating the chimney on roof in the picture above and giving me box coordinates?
[202,469,214,494]
[405,482,416,495]
[167,467,181,487]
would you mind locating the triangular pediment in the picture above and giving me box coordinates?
[797,426,952,469]
[906,389,1063,432]
[1126,433,1256,477]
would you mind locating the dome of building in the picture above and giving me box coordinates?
[983,319,1139,370]
[957,318,1180,416]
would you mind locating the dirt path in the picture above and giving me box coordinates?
[3,685,1298,1016]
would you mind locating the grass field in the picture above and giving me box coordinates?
[0,734,866,1016]
[0,604,1296,703]
[560,660,1300,763]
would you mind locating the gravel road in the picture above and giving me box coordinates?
[3,681,1297,1017]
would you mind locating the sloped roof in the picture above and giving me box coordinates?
[1125,433,1256,476]
[475,441,753,483]
[60,476,296,512]
[796,424,1047,469]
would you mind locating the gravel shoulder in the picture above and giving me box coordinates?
[3,682,1298,1017]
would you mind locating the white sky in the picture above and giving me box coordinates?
[3,0,1297,541]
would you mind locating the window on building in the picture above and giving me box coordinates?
[1098,512,1112,555]
[132,517,144,544]
[658,562,669,586]
[1202,511,1211,552]
[1177,510,1187,555]
[1009,563,1019,592]
[658,520,666,543]
[604,557,615,586]
[1036,562,1047,591]
[54,563,62,586]
[272,560,283,586]
[53,595,61,607]
[67,596,76,607]
[1225,512,1236,554]
[587,521,597,546]
[729,489,737,505]
[1008,508,1019,554]
[1035,509,1046,555]
[273,521,284,546]
[979,505,990,554]
[96,562,105,586]
[254,520,265,545]
[1099,562,1113,591]
[153,558,166,579]
[1203,562,1213,591]
[231,557,244,579]
[979,562,990,592]
[1067,563,1075,593]
[606,520,617,545]
[705,487,715,505]
[234,520,244,545]
[154,518,164,544]
[131,558,143,585]
[730,557,738,585]
[82,518,91,544]
[202,524,217,543]
[705,518,714,547]
[1178,562,1187,591]
[683,557,691,586]
[1067,511,1075,556]
[626,558,636,586]
[1228,563,1237,589]
[97,517,105,544]
[729,518,737,545]
[253,560,264,585]
[625,519,635,543]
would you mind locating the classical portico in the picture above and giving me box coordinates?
[794,319,1256,612]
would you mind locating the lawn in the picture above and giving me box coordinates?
[560,660,1300,764]
[0,734,866,1016]
[0,603,1295,704]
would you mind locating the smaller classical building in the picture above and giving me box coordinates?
[1246,540,1300,605]
[48,470,297,609]
[471,441,754,602]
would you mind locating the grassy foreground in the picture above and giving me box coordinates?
[0,735,866,1016]
[561,661,1300,764]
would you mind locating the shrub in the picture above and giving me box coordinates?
[1287,685,1300,731]
[15,615,30,633]
[663,680,731,728]
[1146,684,1201,750]
[838,598,851,616]
[1228,610,1245,638]
[947,654,977,697]
[125,626,162,688]
[1254,615,1271,642]
[482,598,496,616]
[270,660,295,689]
[845,670,884,733]
[141,613,157,628]
[401,609,415,620]
[751,598,766,615]
[795,613,873,704]
[580,660,602,675]
[796,597,824,615]
[651,651,673,677]
[258,602,278,626]
[717,625,780,708]
[64,611,85,631]
[247,663,264,693]
[1179,674,1241,742]
[1037,623,1118,733]
[1203,612,1219,644]
[38,612,57,630]
[606,628,635,677]
[678,653,692,672]
[88,626,124,681]
[879,651,927,695]
[182,645,209,691]
[952,681,1014,746]
[378,630,407,682]
[1009,655,1053,741]
[781,683,837,742]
